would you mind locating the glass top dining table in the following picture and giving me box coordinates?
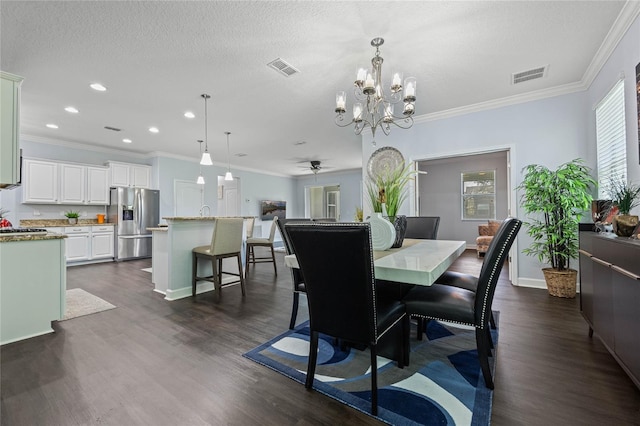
[284,238,466,286]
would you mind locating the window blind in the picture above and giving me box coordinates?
[595,80,626,199]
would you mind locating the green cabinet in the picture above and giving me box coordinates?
[0,71,23,187]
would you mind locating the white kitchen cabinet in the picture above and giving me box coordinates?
[86,166,109,204]
[0,71,23,187]
[59,163,86,204]
[107,161,151,188]
[64,226,91,262]
[23,159,109,205]
[91,225,114,259]
[22,159,58,203]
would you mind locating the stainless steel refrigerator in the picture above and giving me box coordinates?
[108,187,160,261]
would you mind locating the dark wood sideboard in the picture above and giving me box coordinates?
[578,227,640,389]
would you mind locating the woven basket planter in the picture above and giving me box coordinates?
[542,268,577,298]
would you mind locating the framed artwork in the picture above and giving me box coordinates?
[637,62,640,163]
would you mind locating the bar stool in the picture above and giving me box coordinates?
[245,217,278,277]
[192,217,246,298]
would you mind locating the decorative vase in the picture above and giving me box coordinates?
[367,212,396,251]
[612,215,638,237]
[391,215,407,248]
[68,218,77,225]
[542,267,578,298]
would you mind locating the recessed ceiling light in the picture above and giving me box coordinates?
[90,83,107,91]
[46,123,59,129]
[122,138,132,143]
[184,111,195,119]
[64,106,79,113]
[148,127,159,133]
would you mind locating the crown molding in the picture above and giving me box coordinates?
[413,81,586,124]
[582,0,640,87]
[21,134,151,159]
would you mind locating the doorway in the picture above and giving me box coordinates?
[305,185,340,220]
[217,176,241,217]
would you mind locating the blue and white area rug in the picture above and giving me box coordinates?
[243,317,498,425]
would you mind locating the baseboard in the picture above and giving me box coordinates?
[164,276,238,301]
[515,277,581,293]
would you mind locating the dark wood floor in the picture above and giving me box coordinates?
[2,250,639,425]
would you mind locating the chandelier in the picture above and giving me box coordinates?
[335,37,416,140]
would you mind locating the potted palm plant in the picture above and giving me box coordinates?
[366,163,415,248]
[607,178,640,237]
[518,159,596,298]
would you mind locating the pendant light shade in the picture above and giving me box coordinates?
[200,151,213,166]
[200,94,213,166]
[196,140,205,184]
[224,131,233,181]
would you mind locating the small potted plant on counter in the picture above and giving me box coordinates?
[0,208,13,228]
[607,178,640,237]
[65,210,80,225]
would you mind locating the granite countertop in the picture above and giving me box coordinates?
[0,233,67,243]
[147,227,168,232]
[20,219,115,227]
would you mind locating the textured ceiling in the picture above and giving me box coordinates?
[0,1,634,177]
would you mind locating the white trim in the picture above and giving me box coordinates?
[515,277,547,290]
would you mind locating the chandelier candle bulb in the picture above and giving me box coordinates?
[356,68,367,85]
[391,72,403,91]
[404,77,417,101]
[363,73,375,93]
[353,103,363,122]
[335,91,346,112]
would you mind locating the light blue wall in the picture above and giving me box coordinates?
[587,14,640,188]
[362,90,591,282]
[0,138,297,234]
[294,169,362,222]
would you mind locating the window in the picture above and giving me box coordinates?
[595,80,627,198]
[461,170,495,220]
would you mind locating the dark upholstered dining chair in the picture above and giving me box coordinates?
[286,222,410,416]
[402,217,521,390]
[275,217,311,329]
[404,216,440,239]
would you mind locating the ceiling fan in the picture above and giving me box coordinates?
[297,160,332,175]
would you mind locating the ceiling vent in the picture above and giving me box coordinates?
[512,66,547,84]
[104,126,121,132]
[267,58,300,77]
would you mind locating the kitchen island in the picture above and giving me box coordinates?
[0,232,66,345]
[151,216,255,300]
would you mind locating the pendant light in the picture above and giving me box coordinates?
[224,131,233,181]
[196,140,205,184]
[199,94,213,166]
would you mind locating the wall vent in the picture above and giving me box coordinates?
[267,58,300,77]
[104,126,122,131]
[512,66,547,84]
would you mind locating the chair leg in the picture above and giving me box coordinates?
[244,244,251,277]
[490,312,497,329]
[370,343,378,416]
[416,317,426,340]
[289,292,300,329]
[212,257,221,298]
[192,253,198,297]
[475,328,494,389]
[270,245,277,276]
[402,314,410,367]
[236,254,246,296]
[306,331,319,389]
[486,327,494,353]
